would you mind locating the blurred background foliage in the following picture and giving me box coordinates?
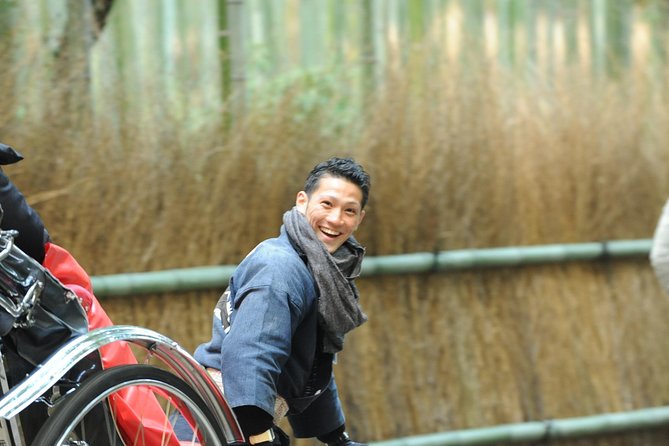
[3,0,669,444]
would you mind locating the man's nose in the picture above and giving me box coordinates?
[327,209,343,224]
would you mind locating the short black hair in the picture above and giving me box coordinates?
[303,157,371,209]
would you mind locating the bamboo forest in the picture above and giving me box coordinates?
[2,1,669,446]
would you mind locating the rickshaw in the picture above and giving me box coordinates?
[0,228,243,445]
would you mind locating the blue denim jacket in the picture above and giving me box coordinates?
[194,230,345,438]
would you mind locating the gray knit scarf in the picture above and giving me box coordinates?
[282,207,367,353]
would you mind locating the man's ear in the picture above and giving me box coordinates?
[295,191,308,214]
[354,209,366,230]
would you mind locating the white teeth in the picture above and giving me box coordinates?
[321,228,339,237]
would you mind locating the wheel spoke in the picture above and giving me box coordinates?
[34,365,225,445]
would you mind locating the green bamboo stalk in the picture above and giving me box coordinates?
[648,0,669,66]
[107,0,135,124]
[361,0,377,106]
[562,0,580,65]
[523,0,538,75]
[329,0,346,65]
[0,0,15,43]
[17,2,45,121]
[395,0,409,63]
[373,0,386,82]
[272,0,287,72]
[160,0,181,119]
[460,0,484,68]
[432,0,450,56]
[497,0,514,68]
[217,0,230,103]
[258,0,278,72]
[135,0,162,120]
[0,0,17,116]
[227,0,246,117]
[644,0,669,91]
[544,0,557,79]
[43,0,96,122]
[408,0,426,44]
[605,0,632,77]
[299,0,322,68]
[589,0,606,77]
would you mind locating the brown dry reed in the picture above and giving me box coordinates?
[3,35,669,446]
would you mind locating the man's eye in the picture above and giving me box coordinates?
[346,209,357,216]
[321,201,332,208]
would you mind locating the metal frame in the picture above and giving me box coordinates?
[0,325,245,445]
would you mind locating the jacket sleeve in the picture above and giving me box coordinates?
[288,377,345,438]
[0,169,50,263]
[651,199,669,292]
[220,284,298,417]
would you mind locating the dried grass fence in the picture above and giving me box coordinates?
[3,48,669,445]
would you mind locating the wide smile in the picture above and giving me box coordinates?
[319,226,341,239]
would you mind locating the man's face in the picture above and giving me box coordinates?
[295,175,366,253]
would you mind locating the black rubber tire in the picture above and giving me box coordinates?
[33,364,226,445]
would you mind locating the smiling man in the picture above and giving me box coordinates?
[192,158,370,446]
[296,171,365,254]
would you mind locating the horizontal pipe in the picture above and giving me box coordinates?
[90,239,653,297]
[91,265,238,297]
[369,405,669,446]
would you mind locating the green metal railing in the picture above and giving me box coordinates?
[90,239,652,297]
[369,405,669,446]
